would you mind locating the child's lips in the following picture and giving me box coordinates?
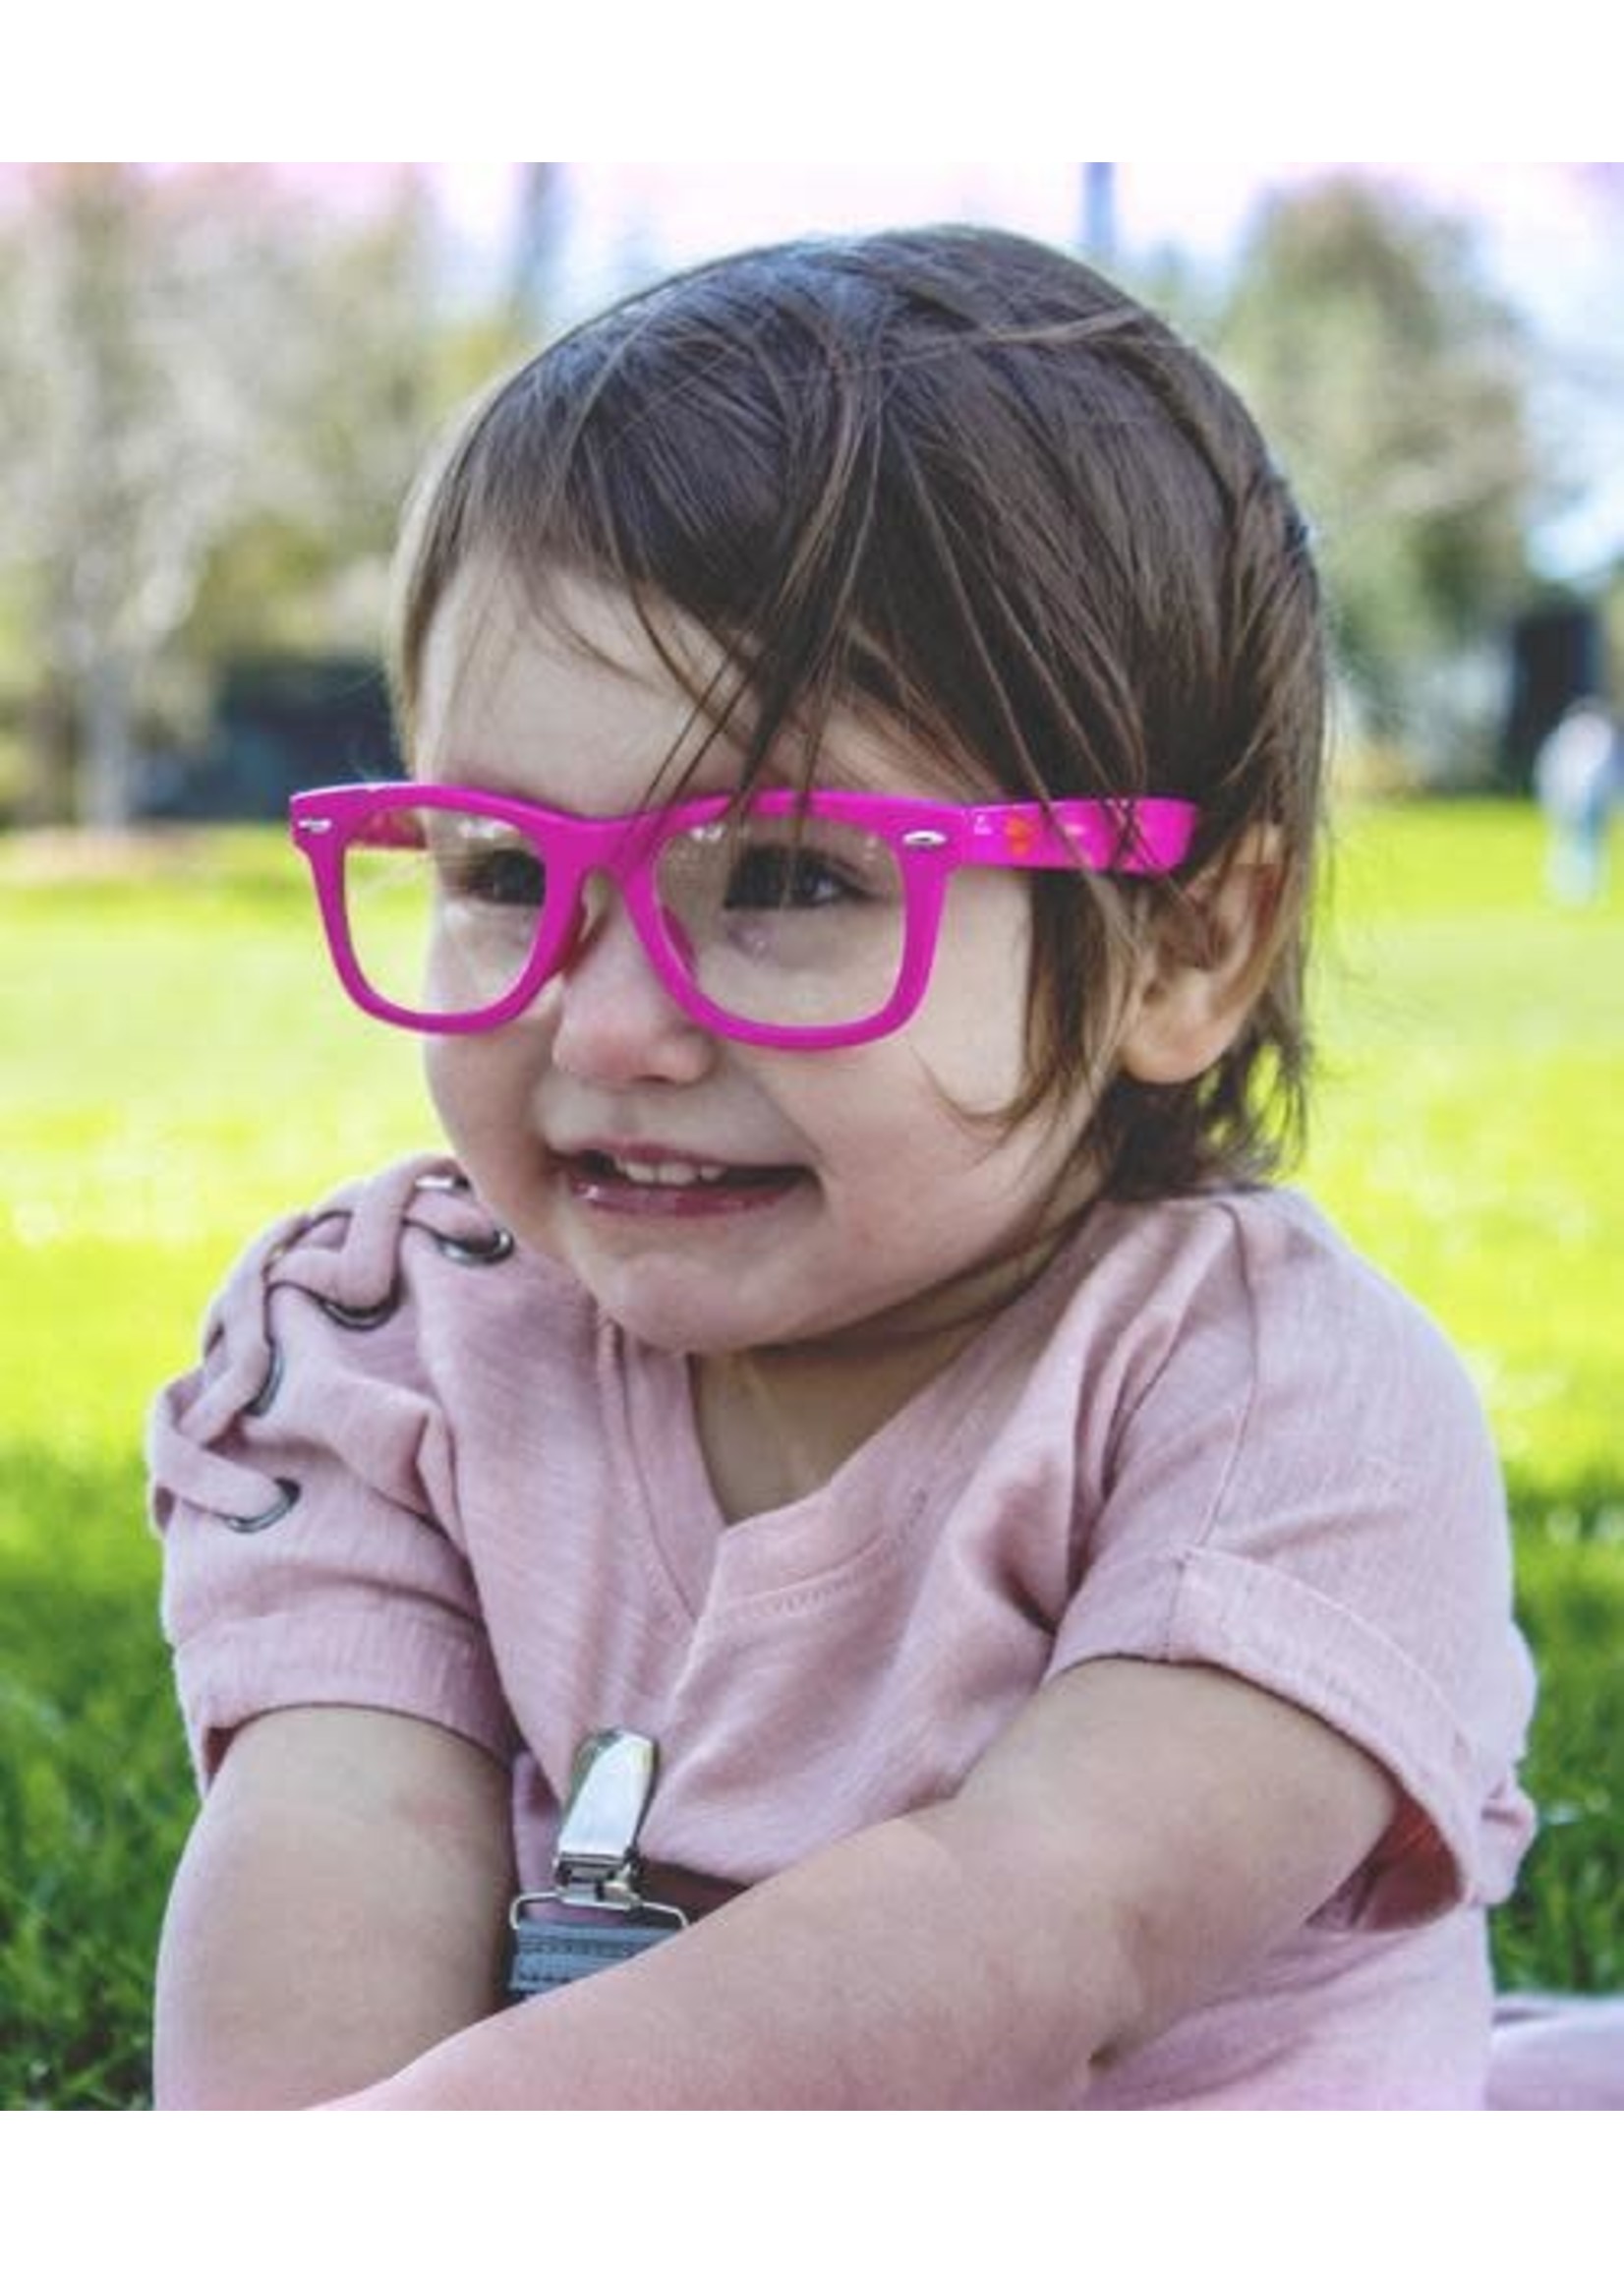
[558,1144,808,1216]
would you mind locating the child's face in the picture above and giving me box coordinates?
[414,565,1104,1357]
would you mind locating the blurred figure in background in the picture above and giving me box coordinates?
[1534,697,1621,903]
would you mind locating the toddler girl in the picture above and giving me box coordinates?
[150,225,1547,2109]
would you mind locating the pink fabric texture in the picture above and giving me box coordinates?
[1487,1996,1624,2109]
[150,1154,1564,2107]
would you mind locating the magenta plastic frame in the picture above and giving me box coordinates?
[290,781,1199,1051]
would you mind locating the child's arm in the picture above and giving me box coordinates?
[325,1657,1395,2110]
[152,1705,514,2110]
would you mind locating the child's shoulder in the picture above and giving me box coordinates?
[189,1153,584,1404]
[214,1152,553,1306]
[1076,1182,1481,1410]
[241,1151,518,1296]
[151,1155,582,1541]
[1094,1180,1433,1308]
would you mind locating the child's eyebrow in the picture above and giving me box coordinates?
[412,736,758,811]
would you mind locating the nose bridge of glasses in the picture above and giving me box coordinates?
[555,815,692,1002]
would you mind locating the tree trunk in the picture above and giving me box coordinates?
[21,676,77,825]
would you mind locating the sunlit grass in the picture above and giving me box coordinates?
[1305,802,1624,1492]
[1,799,1620,2104]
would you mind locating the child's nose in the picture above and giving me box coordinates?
[546,886,716,1088]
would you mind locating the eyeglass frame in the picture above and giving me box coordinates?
[289,779,1200,1052]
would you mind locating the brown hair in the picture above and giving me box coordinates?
[391,225,1327,1199]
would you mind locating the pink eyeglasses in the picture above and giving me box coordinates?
[291,781,1199,1051]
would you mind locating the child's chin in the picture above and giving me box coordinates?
[589,1281,779,1358]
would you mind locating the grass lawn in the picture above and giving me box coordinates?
[1,798,1621,2106]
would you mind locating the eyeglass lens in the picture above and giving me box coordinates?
[339,801,912,1032]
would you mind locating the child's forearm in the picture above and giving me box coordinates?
[322,1659,1396,2111]
[325,1803,1113,2110]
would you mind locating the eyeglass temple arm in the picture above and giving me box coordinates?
[959,799,1199,876]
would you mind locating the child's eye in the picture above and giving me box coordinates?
[723,845,866,912]
[440,845,547,909]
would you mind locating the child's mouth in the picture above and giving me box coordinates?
[563,1149,807,1215]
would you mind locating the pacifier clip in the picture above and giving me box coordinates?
[508,1728,691,1998]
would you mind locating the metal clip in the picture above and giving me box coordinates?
[509,1728,687,1932]
[554,1727,658,1905]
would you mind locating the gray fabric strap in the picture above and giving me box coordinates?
[509,1909,682,1998]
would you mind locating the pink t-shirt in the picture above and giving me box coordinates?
[148,1153,1537,2108]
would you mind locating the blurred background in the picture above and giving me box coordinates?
[0,159,1621,829]
[2,162,1621,2107]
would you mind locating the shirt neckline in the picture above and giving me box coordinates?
[609,1204,1117,1614]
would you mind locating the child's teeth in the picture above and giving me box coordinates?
[613,1157,726,1187]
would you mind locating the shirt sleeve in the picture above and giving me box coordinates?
[1050,1194,1537,1928]
[147,1157,520,1786]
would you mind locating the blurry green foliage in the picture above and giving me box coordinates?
[1209,176,1543,744]
[0,164,544,824]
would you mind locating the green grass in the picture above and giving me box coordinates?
[1,834,435,2108]
[1303,803,1624,2000]
[2,801,1621,2105]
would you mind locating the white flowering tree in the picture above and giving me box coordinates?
[0,164,450,827]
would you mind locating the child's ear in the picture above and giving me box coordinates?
[1117,828,1286,1085]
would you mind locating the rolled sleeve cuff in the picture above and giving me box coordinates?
[1050,1545,1534,1924]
